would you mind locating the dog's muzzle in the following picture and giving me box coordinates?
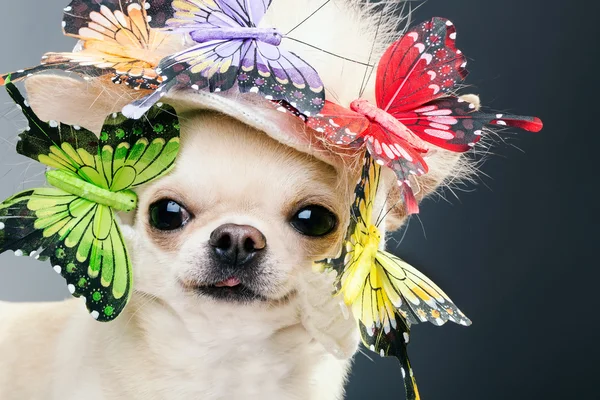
[194,224,268,303]
[209,224,267,267]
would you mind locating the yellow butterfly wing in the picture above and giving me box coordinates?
[350,257,421,400]
[329,153,471,400]
[376,251,472,327]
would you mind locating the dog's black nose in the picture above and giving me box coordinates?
[209,224,266,266]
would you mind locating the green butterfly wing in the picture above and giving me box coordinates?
[0,82,181,321]
[6,81,180,192]
[0,188,131,321]
[96,104,181,192]
[6,81,98,180]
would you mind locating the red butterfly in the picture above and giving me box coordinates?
[305,17,543,214]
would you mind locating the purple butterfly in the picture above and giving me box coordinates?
[123,0,325,119]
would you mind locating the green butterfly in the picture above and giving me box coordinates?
[0,77,181,321]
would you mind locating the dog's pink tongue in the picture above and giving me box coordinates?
[215,277,241,288]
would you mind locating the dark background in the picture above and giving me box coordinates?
[0,1,597,399]
[348,0,599,399]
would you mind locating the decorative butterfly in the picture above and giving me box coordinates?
[0,77,181,321]
[0,0,177,90]
[303,17,543,214]
[123,0,325,119]
[323,152,471,400]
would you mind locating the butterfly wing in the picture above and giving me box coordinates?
[213,0,272,26]
[376,17,467,114]
[337,157,469,327]
[328,153,378,277]
[305,101,369,145]
[122,39,244,118]
[375,251,471,327]
[8,81,180,190]
[356,289,421,400]
[377,17,543,152]
[1,0,170,89]
[6,80,101,179]
[350,249,470,400]
[0,189,131,321]
[147,0,271,30]
[330,155,470,398]
[0,53,153,88]
[142,2,324,116]
[100,103,181,191]
[365,124,428,215]
[237,44,325,116]
[125,39,326,118]
[2,83,180,321]
[147,0,242,31]
[329,155,421,399]
[394,97,544,152]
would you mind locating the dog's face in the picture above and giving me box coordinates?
[23,75,460,324]
[130,111,351,316]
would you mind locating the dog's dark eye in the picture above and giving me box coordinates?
[149,199,190,231]
[290,205,337,237]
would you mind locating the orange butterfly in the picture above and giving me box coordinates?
[1,0,179,90]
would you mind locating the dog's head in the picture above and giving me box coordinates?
[131,109,350,310]
[23,74,469,325]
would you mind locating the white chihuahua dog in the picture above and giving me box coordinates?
[0,1,470,399]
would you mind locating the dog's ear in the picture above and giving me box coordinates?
[384,94,481,231]
[24,74,141,134]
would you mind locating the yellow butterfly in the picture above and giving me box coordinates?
[1,0,179,89]
[325,153,471,400]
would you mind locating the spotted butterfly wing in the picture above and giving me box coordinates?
[376,17,467,114]
[236,44,324,116]
[124,0,325,119]
[0,190,132,321]
[302,100,425,214]
[333,154,469,326]
[378,17,543,151]
[0,0,176,90]
[328,153,471,399]
[303,17,468,214]
[358,307,420,399]
[395,97,544,151]
[306,101,369,145]
[147,0,272,30]
[10,81,181,192]
[327,154,420,399]
[364,124,427,215]
[0,81,180,321]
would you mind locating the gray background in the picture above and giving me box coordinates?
[0,0,597,399]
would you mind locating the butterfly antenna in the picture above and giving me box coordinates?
[415,212,427,240]
[325,86,342,104]
[285,37,374,67]
[285,0,333,36]
[376,192,403,229]
[358,346,376,363]
[412,174,422,197]
[0,167,12,180]
[358,1,387,98]
[375,179,407,228]
[395,216,411,246]
[371,162,397,228]
[359,0,413,98]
